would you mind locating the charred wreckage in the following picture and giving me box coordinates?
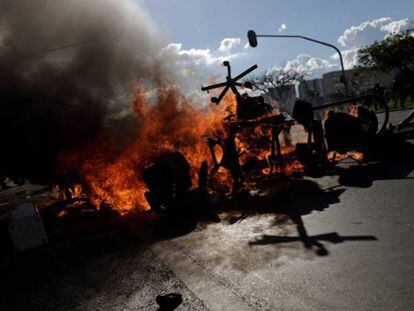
[2,34,414,231]
[142,60,414,215]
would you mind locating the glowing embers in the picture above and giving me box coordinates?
[58,85,228,213]
[57,84,304,214]
[328,151,364,162]
[53,184,114,218]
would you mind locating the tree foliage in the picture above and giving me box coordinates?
[249,68,306,95]
[348,67,380,95]
[358,31,414,76]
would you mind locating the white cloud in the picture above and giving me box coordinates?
[381,19,413,33]
[242,17,412,81]
[283,54,339,78]
[338,17,413,49]
[218,37,241,53]
[335,17,413,69]
[330,48,359,69]
[162,43,220,66]
[278,23,287,32]
[161,41,242,70]
[158,39,245,103]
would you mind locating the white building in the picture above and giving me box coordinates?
[298,68,394,102]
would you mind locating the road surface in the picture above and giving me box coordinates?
[0,109,413,310]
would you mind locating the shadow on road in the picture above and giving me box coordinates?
[250,231,377,256]
[244,179,377,256]
[0,179,379,309]
[146,179,378,257]
[147,179,346,240]
[337,141,414,188]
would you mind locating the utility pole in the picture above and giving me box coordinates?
[247,30,348,95]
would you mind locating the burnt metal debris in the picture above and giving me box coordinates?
[293,93,414,169]
[143,152,212,216]
[142,60,414,214]
[142,62,296,213]
[143,152,192,214]
[201,61,295,190]
[201,61,273,120]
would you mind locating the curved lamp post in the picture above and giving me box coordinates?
[247,30,348,95]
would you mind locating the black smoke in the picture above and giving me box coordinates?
[0,0,164,182]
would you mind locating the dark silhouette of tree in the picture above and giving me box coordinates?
[249,68,306,100]
[358,30,414,107]
[348,67,379,95]
[358,31,414,77]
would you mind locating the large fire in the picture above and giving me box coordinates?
[58,84,302,214]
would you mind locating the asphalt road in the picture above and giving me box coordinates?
[0,109,413,310]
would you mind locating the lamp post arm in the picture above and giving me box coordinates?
[256,34,348,94]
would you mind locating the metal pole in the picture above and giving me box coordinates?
[249,32,348,94]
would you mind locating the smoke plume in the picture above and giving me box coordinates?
[0,0,165,181]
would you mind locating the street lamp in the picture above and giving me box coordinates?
[247,30,348,95]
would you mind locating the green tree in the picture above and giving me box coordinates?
[348,67,379,95]
[249,68,306,100]
[358,31,414,77]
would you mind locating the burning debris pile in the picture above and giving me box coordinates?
[3,1,411,220]
[1,1,302,216]
[58,85,228,214]
[57,78,304,215]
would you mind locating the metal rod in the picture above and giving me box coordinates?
[254,34,348,94]
[397,109,414,131]
[310,94,390,134]
[232,64,258,81]
[201,81,227,92]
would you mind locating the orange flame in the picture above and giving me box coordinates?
[58,85,304,214]
[59,85,229,213]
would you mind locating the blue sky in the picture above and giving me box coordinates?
[138,0,413,76]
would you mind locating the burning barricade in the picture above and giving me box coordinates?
[48,62,304,217]
[2,58,413,255]
[34,61,414,219]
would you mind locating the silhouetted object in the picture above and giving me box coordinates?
[325,109,414,160]
[198,161,208,194]
[247,30,258,47]
[143,152,191,213]
[293,94,390,134]
[201,61,273,120]
[295,143,315,168]
[292,100,326,153]
[337,146,414,187]
[357,105,378,134]
[325,111,370,153]
[293,100,327,173]
[385,109,414,142]
[201,61,297,183]
[292,100,313,128]
[247,29,349,93]
[143,153,220,224]
[156,293,183,310]
[292,93,414,173]
[207,126,244,194]
[237,93,273,120]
